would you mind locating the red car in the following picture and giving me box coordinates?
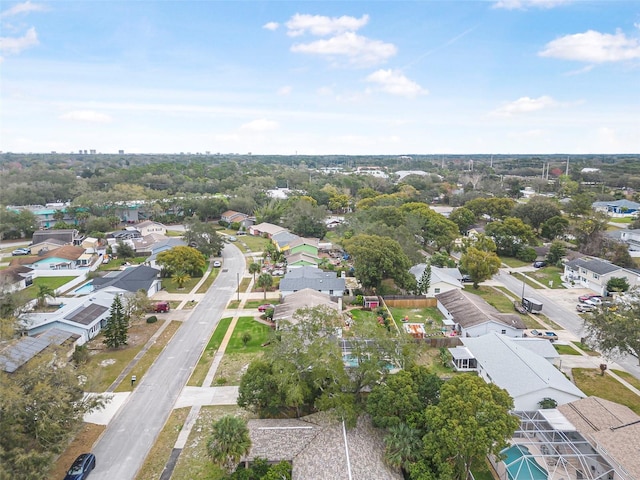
[258,303,275,312]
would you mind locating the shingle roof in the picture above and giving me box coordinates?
[0,265,33,283]
[592,199,640,209]
[273,289,341,324]
[92,265,160,293]
[435,289,526,330]
[564,257,622,275]
[286,252,319,266]
[32,229,79,244]
[280,267,345,293]
[251,222,286,236]
[244,414,402,480]
[558,397,640,479]
[272,230,299,248]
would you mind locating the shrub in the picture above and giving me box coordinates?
[146,315,158,324]
[72,345,89,365]
[516,246,537,262]
[216,377,228,385]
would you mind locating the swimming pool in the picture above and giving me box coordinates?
[501,445,548,480]
[73,282,94,295]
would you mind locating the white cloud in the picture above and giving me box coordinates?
[493,0,570,10]
[1,1,47,18]
[291,32,397,67]
[0,26,38,55]
[240,118,279,132]
[539,29,640,63]
[365,69,427,98]
[286,13,369,37]
[277,85,292,96]
[263,21,279,31]
[59,110,112,123]
[490,95,558,116]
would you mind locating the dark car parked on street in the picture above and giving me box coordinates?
[64,453,96,480]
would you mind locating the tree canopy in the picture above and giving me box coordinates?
[156,246,207,277]
[584,299,640,364]
[183,218,225,257]
[460,247,501,289]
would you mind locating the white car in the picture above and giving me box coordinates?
[12,248,30,256]
[213,260,222,267]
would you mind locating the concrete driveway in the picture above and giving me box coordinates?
[539,287,597,312]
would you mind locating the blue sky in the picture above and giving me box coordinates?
[1,0,639,155]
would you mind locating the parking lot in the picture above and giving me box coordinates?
[537,287,598,313]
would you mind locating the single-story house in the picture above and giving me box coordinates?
[272,230,300,252]
[409,264,463,297]
[454,332,584,410]
[92,265,162,295]
[279,266,346,298]
[273,289,342,329]
[220,210,253,227]
[558,397,640,480]
[324,216,344,229]
[80,236,101,252]
[285,252,319,268]
[592,199,640,217]
[563,257,640,295]
[133,220,166,236]
[435,289,526,338]
[22,289,122,344]
[249,222,286,238]
[0,265,34,293]
[11,245,89,271]
[618,228,640,254]
[110,229,142,241]
[288,237,319,257]
[30,239,66,255]
[243,414,402,480]
[32,228,82,246]
[0,328,81,373]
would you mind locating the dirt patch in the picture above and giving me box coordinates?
[48,423,105,479]
[214,352,261,385]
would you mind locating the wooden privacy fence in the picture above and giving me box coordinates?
[383,296,437,308]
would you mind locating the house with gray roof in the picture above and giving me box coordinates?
[272,230,299,252]
[32,228,83,246]
[243,413,402,480]
[0,328,80,373]
[249,222,286,238]
[0,265,34,293]
[22,289,122,344]
[435,289,526,338]
[457,332,585,411]
[279,266,346,298]
[563,257,640,295]
[592,199,640,217]
[92,265,162,295]
[409,264,463,297]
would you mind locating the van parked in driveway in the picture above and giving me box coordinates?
[152,301,170,313]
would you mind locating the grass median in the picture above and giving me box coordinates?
[188,317,233,387]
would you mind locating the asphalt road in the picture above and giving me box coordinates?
[90,243,246,480]
[495,270,640,379]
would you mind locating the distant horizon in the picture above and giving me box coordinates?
[2,1,639,154]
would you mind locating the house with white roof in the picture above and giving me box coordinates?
[409,264,463,297]
[435,289,526,338]
[249,222,286,238]
[21,289,122,345]
[133,220,167,237]
[454,332,585,411]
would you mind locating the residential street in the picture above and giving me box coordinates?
[494,269,640,380]
[90,243,246,480]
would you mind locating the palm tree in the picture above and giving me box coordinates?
[383,423,422,471]
[172,270,191,289]
[206,415,251,473]
[257,273,273,300]
[248,262,261,284]
[36,285,55,308]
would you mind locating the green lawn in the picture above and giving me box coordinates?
[554,344,580,355]
[244,299,279,309]
[163,275,202,293]
[499,256,530,268]
[188,317,233,386]
[612,369,640,391]
[527,266,566,289]
[195,268,219,293]
[571,341,600,356]
[512,272,543,290]
[609,217,633,224]
[225,316,273,353]
[387,307,444,333]
[573,368,640,415]
[237,234,270,252]
[97,256,147,271]
[26,276,76,299]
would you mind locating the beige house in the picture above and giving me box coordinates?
[134,221,167,237]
